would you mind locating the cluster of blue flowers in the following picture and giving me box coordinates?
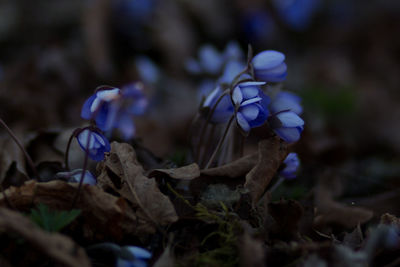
[200,47,304,143]
[77,83,148,162]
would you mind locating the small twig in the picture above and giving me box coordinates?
[0,118,39,180]
[204,116,234,169]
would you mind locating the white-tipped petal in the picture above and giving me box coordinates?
[276,111,304,127]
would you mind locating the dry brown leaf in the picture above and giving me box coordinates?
[153,244,175,267]
[0,207,90,267]
[200,152,258,178]
[0,134,28,186]
[239,230,266,267]
[314,185,373,229]
[149,163,200,180]
[97,142,178,230]
[0,180,148,241]
[244,137,288,204]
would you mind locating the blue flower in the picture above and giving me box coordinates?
[218,60,246,85]
[273,0,321,31]
[280,153,300,179]
[202,86,234,123]
[269,91,303,115]
[56,169,97,185]
[232,81,270,133]
[251,50,287,83]
[269,111,304,143]
[76,129,111,161]
[117,246,152,267]
[81,84,148,139]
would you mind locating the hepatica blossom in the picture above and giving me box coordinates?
[280,153,300,179]
[77,129,110,161]
[269,91,303,115]
[251,50,287,83]
[117,246,152,267]
[81,83,148,140]
[56,169,97,185]
[232,81,270,133]
[202,86,234,124]
[269,111,304,143]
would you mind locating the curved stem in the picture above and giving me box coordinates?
[269,176,285,193]
[194,89,230,162]
[71,130,92,208]
[200,124,216,168]
[0,118,39,180]
[204,116,234,169]
[64,128,82,171]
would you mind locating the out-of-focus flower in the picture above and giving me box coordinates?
[252,50,287,83]
[77,129,110,161]
[218,60,246,85]
[81,84,148,139]
[56,169,97,185]
[232,81,270,133]
[280,153,300,179]
[117,246,152,267]
[269,91,303,115]
[202,86,234,124]
[241,10,275,44]
[268,111,304,143]
[135,56,160,84]
[273,0,321,31]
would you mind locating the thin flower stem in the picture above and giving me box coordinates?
[204,116,234,169]
[195,89,229,162]
[64,128,81,171]
[269,176,285,193]
[71,130,92,208]
[200,124,216,168]
[0,118,39,180]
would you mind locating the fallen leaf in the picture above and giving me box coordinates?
[244,137,288,204]
[0,180,149,241]
[238,228,266,267]
[153,244,175,267]
[149,163,200,180]
[0,207,90,267]
[97,142,178,230]
[314,184,373,229]
[200,152,258,178]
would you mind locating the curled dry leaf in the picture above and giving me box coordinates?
[314,185,373,229]
[0,207,90,267]
[244,137,288,204]
[201,152,258,178]
[97,142,178,231]
[149,163,200,180]
[0,180,147,241]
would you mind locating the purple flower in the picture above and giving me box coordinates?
[232,81,270,133]
[77,129,111,161]
[218,60,247,85]
[269,111,304,143]
[251,50,287,83]
[280,153,300,179]
[202,86,234,124]
[56,169,97,185]
[81,84,148,139]
[117,246,152,267]
[269,91,303,115]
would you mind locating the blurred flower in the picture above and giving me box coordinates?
[135,56,160,84]
[232,81,270,133]
[81,84,148,139]
[269,91,303,115]
[273,0,321,31]
[197,79,216,103]
[56,169,97,185]
[117,246,152,267]
[252,50,287,83]
[241,10,275,44]
[269,111,304,143]
[202,86,234,124]
[218,60,246,84]
[280,153,300,179]
[77,129,110,161]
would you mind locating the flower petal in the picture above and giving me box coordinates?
[126,246,152,260]
[274,127,301,143]
[252,50,285,70]
[232,86,243,105]
[276,111,304,127]
[236,112,250,132]
[241,97,262,106]
[240,104,260,121]
[81,94,97,119]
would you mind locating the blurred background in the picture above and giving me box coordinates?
[0,0,399,215]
